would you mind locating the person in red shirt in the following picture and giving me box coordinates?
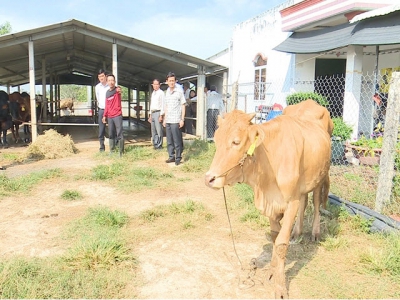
[102,74,124,156]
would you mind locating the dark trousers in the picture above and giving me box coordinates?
[98,109,106,150]
[207,109,219,138]
[151,111,163,149]
[108,115,123,141]
[166,123,183,162]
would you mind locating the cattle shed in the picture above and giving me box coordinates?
[0,19,228,141]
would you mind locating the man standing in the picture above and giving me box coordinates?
[95,69,108,152]
[149,78,165,149]
[163,72,186,166]
[102,74,124,156]
[206,85,224,139]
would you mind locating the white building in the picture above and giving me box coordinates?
[209,0,399,139]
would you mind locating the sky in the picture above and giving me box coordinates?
[1,0,285,60]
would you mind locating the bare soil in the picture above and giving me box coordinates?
[0,127,398,299]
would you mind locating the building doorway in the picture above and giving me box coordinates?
[315,58,346,117]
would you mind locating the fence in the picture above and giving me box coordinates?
[220,72,400,212]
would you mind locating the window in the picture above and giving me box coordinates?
[253,54,267,101]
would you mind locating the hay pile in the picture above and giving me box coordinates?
[25,129,78,160]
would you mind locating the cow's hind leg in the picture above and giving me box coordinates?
[291,193,308,242]
[311,185,322,241]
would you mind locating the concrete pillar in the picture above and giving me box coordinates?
[49,73,53,117]
[112,41,118,85]
[42,56,47,121]
[197,66,206,140]
[28,39,38,142]
[343,45,363,140]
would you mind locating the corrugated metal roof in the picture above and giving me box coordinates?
[350,3,400,23]
[0,19,227,89]
[274,10,400,54]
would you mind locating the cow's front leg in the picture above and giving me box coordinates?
[264,214,282,282]
[273,199,300,299]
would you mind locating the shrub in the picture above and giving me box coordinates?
[332,117,353,141]
[286,92,328,107]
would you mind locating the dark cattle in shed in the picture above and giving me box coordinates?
[205,109,331,298]
[9,91,31,143]
[0,91,12,146]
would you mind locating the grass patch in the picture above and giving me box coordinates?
[85,206,129,228]
[320,235,348,251]
[231,184,269,229]
[359,232,400,277]
[137,200,212,232]
[0,168,62,197]
[61,189,83,201]
[90,162,125,180]
[123,145,158,162]
[181,140,215,173]
[0,206,136,298]
[118,167,174,192]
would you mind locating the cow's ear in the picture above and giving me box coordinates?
[217,115,225,127]
[247,113,256,124]
[248,125,265,148]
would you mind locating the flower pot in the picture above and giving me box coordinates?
[359,156,380,166]
[348,144,381,166]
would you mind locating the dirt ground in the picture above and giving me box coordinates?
[0,125,398,299]
[0,126,280,298]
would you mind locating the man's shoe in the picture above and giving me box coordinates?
[165,158,175,163]
[175,160,181,166]
[99,148,105,152]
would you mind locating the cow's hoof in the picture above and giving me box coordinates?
[275,285,288,299]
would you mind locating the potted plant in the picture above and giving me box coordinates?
[331,117,353,162]
[349,136,383,165]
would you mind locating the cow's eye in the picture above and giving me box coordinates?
[232,139,240,146]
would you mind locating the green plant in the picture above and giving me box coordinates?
[286,92,328,107]
[61,190,83,201]
[332,117,353,141]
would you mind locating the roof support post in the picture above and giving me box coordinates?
[196,66,206,140]
[112,41,118,85]
[49,72,54,117]
[343,45,363,141]
[28,38,38,142]
[128,87,132,126]
[42,55,47,122]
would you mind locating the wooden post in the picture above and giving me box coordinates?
[375,72,400,212]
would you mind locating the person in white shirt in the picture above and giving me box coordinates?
[163,72,186,165]
[206,85,224,139]
[149,78,165,149]
[95,69,109,152]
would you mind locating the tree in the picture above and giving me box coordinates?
[59,85,87,102]
[0,21,12,35]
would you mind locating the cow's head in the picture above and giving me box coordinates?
[205,110,264,189]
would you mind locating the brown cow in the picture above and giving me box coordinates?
[283,99,333,241]
[59,98,74,115]
[205,109,331,298]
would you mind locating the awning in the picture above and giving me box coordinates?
[274,10,400,54]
